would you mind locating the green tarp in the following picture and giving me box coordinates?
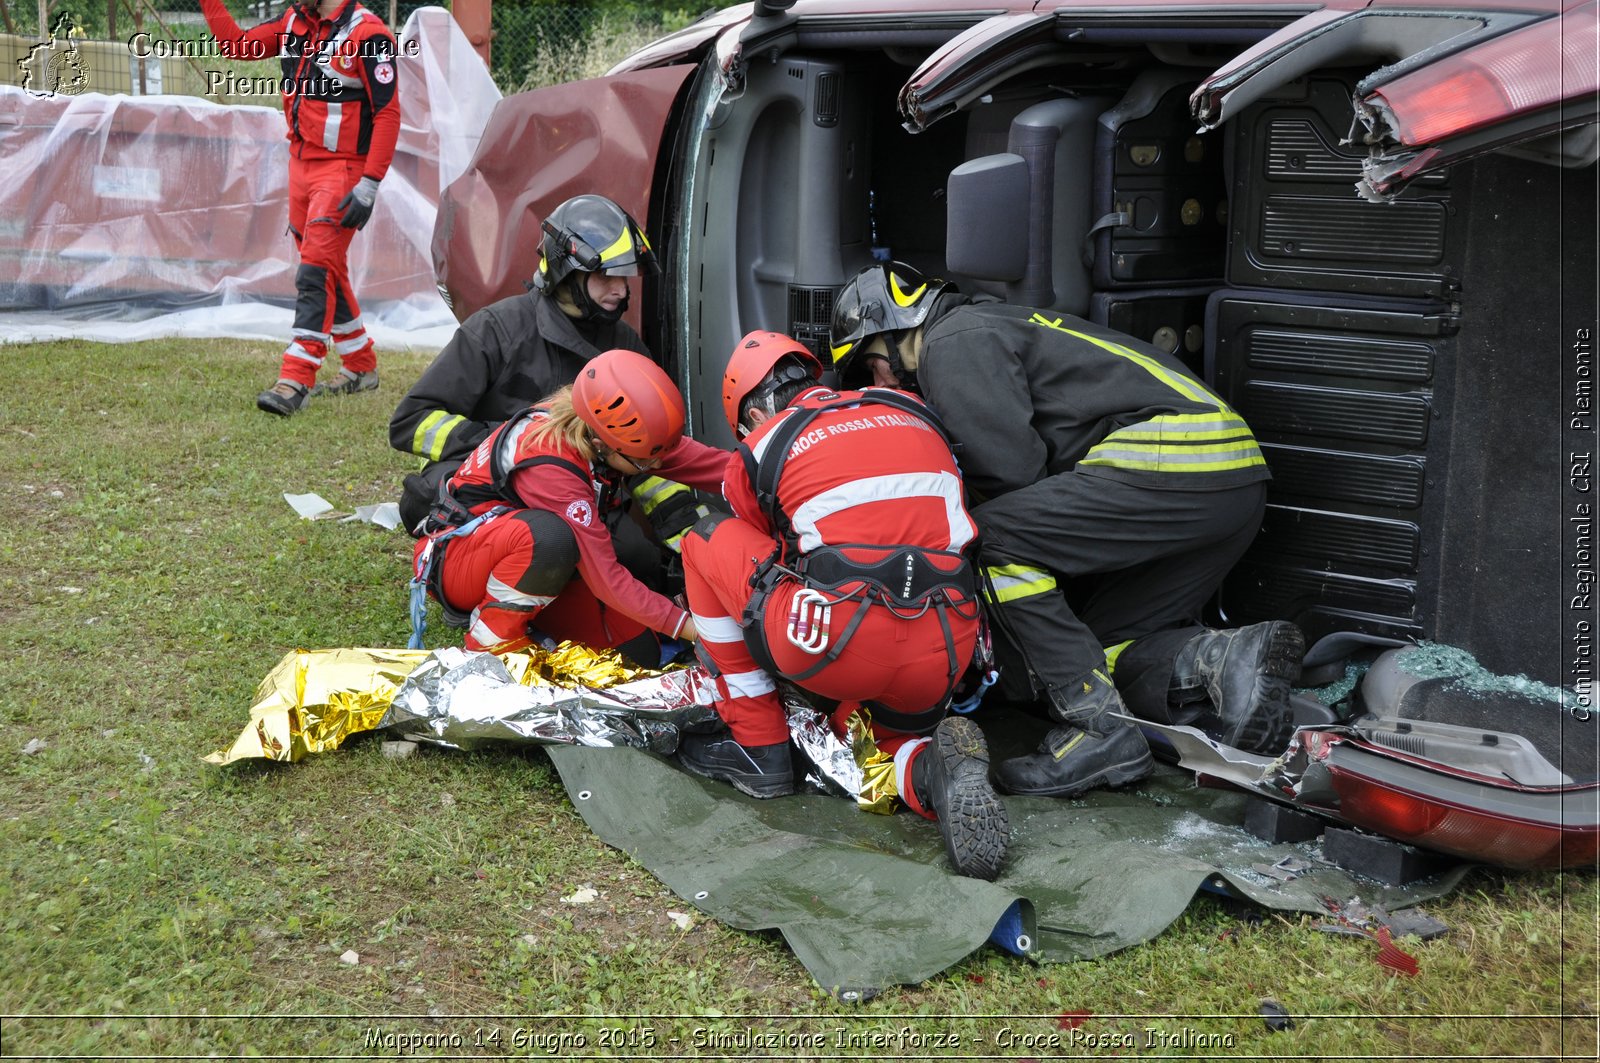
[546,713,1470,996]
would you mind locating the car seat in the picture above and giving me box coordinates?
[945,96,1110,313]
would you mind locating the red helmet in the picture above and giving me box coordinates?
[721,331,822,433]
[573,350,685,459]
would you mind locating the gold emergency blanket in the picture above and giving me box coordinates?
[204,644,716,766]
[204,648,427,765]
[205,644,896,811]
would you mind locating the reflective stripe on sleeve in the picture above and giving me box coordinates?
[984,563,1057,604]
[413,410,466,461]
[630,475,687,514]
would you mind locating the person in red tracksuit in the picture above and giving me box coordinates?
[201,0,399,416]
[414,351,728,658]
[676,332,1010,880]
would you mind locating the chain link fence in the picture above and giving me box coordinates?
[3,1,731,102]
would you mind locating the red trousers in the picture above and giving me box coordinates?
[420,510,646,655]
[281,156,376,386]
[681,517,977,749]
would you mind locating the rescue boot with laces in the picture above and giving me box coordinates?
[995,669,1153,797]
[1172,620,1304,754]
[310,369,379,397]
[907,716,1010,880]
[256,379,309,416]
[676,730,796,799]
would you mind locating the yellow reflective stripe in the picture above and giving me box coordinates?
[830,340,856,364]
[598,228,633,264]
[984,563,1057,603]
[1082,416,1265,473]
[1090,439,1263,458]
[1028,313,1225,408]
[1103,640,1133,677]
[890,273,928,307]
[1080,448,1266,472]
[630,475,687,513]
[413,410,465,462]
[1109,413,1255,441]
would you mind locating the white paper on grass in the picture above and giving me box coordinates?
[284,492,335,519]
[344,502,402,530]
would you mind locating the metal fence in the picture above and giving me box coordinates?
[2,2,719,103]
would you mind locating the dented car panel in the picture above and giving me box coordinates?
[432,64,694,321]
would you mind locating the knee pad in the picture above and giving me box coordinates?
[513,509,579,594]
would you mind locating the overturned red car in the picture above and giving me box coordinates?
[434,0,1600,871]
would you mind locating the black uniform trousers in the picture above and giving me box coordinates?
[974,471,1267,720]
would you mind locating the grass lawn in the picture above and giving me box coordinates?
[0,337,1594,1059]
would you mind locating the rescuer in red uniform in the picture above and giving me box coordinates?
[201,0,399,415]
[676,331,1009,880]
[412,351,727,657]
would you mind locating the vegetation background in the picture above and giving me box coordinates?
[7,0,745,96]
[0,338,1594,1059]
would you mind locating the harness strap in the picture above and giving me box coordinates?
[407,505,511,649]
[738,388,959,557]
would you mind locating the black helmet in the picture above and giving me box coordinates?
[533,194,658,321]
[829,262,951,383]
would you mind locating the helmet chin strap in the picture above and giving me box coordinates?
[564,272,628,324]
[882,331,919,392]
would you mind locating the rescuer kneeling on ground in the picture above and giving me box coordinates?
[830,263,1305,799]
[390,195,711,567]
[676,331,1009,880]
[410,350,727,660]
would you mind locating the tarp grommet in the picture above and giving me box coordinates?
[577,790,592,801]
[694,890,709,900]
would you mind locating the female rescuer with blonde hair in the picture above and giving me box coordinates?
[409,351,727,658]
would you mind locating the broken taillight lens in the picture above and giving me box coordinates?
[1367,2,1599,145]
[1324,764,1599,870]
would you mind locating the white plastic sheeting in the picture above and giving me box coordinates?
[0,6,499,350]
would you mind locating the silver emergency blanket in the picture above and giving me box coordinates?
[383,647,721,753]
[785,700,861,799]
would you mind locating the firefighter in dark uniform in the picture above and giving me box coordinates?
[389,194,707,552]
[830,262,1304,798]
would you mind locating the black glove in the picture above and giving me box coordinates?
[628,474,719,554]
[337,176,380,229]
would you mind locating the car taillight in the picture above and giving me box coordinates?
[1325,764,1598,870]
[1368,2,1599,145]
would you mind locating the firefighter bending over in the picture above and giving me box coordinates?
[830,262,1304,799]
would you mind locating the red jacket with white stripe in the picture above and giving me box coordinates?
[728,386,978,560]
[201,0,400,179]
[444,408,729,638]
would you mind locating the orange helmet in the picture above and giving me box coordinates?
[573,350,685,460]
[721,331,822,434]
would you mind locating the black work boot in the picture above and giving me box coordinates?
[994,670,1154,798]
[909,717,1010,880]
[1173,621,1304,754]
[677,731,795,798]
